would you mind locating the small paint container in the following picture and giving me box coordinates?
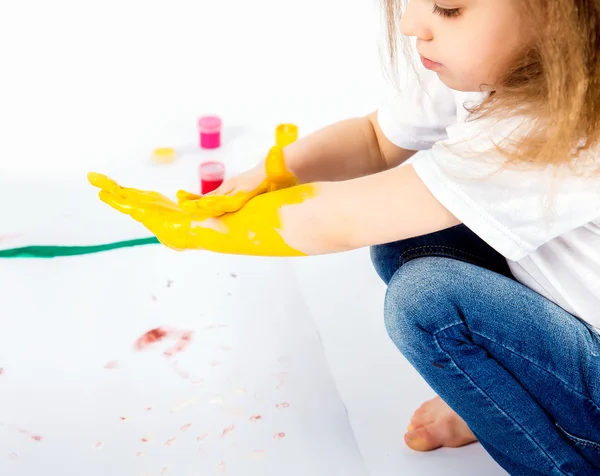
[275,123,298,148]
[151,147,177,164]
[198,115,222,149]
[199,160,225,194]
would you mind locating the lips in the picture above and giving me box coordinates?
[420,55,443,71]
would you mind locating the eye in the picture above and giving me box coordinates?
[432,4,461,18]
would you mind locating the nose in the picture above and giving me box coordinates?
[400,0,433,41]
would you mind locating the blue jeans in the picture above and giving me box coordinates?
[371,224,600,475]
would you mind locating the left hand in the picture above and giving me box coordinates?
[87,172,217,251]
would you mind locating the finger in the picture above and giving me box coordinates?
[176,190,202,203]
[265,147,297,187]
[181,193,248,215]
[88,172,120,192]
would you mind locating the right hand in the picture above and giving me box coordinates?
[176,146,298,217]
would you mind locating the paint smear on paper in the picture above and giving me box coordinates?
[273,433,286,440]
[275,402,290,410]
[104,361,119,370]
[180,423,192,432]
[249,415,262,423]
[221,425,235,439]
[164,437,177,448]
[16,427,43,442]
[197,433,208,442]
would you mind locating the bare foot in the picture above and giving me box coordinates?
[405,396,478,451]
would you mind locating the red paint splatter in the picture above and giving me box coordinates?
[197,433,208,441]
[275,402,290,410]
[163,331,193,358]
[8,452,18,460]
[221,424,235,439]
[273,432,286,440]
[17,428,42,442]
[145,407,152,411]
[141,436,154,444]
[104,361,119,370]
[134,328,193,358]
[135,328,169,351]
[249,415,262,423]
[164,437,177,447]
[119,416,128,422]
[180,423,192,432]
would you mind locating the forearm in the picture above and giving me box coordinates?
[275,116,385,183]
[193,165,459,257]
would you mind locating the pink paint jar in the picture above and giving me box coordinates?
[199,161,225,194]
[198,115,222,149]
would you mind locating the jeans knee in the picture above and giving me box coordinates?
[383,257,459,350]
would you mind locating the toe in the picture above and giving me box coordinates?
[405,425,441,452]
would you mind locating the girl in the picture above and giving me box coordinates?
[89,0,600,473]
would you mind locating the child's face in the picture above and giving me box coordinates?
[400,0,527,92]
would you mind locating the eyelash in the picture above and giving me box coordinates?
[432,4,461,18]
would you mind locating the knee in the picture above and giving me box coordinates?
[383,257,461,349]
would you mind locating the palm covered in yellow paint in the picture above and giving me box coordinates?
[88,146,299,252]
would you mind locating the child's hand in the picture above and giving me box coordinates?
[176,146,297,216]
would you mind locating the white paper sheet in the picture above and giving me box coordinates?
[0,247,368,476]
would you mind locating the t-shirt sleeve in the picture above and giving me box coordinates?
[377,67,458,151]
[411,118,600,261]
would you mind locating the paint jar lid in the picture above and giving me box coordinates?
[199,160,225,180]
[198,115,222,132]
[151,147,177,163]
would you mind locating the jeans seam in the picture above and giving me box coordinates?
[398,245,499,269]
[468,329,600,415]
[433,322,570,476]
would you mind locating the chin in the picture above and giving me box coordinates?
[437,74,484,93]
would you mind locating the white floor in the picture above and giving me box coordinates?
[0,173,507,476]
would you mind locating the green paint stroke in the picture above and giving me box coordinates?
[0,237,160,258]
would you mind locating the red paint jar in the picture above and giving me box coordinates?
[199,161,225,194]
[198,115,222,149]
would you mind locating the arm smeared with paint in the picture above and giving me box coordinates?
[88,164,460,257]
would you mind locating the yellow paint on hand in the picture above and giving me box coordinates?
[88,145,315,257]
[275,123,298,148]
[175,145,298,216]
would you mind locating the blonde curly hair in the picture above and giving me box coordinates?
[383,0,600,171]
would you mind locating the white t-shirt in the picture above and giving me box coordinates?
[377,66,600,332]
